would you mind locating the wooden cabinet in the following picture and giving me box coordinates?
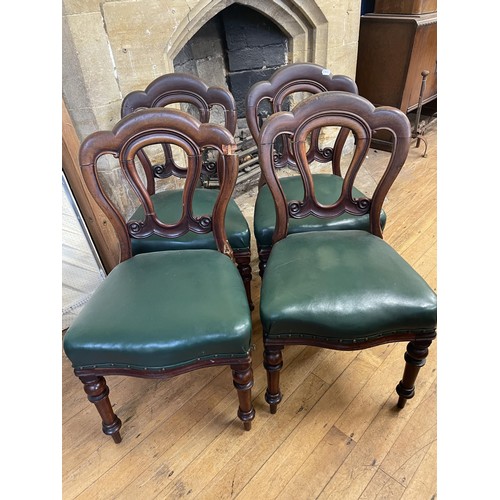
[355,11,437,149]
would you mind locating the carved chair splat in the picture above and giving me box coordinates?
[245,62,389,276]
[121,72,253,308]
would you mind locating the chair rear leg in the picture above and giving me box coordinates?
[79,375,122,443]
[234,250,254,310]
[396,339,433,409]
[231,359,255,430]
[264,345,284,414]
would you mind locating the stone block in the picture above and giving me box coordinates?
[222,4,287,51]
[330,42,359,80]
[102,0,191,95]
[188,21,224,60]
[227,43,287,72]
[92,100,122,132]
[318,0,362,46]
[64,103,96,143]
[195,55,228,89]
[64,12,121,109]
[62,18,92,115]
[174,44,194,67]
[174,58,198,77]
[227,67,278,118]
[262,43,288,68]
[63,0,100,16]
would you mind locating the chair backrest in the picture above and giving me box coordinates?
[79,108,239,263]
[246,63,359,175]
[121,73,238,193]
[258,91,411,242]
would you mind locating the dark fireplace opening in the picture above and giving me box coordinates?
[173,5,288,193]
[174,4,288,121]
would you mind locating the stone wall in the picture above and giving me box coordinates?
[63,0,362,216]
[63,0,361,136]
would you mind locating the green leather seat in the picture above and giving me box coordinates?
[256,90,436,415]
[64,250,252,371]
[254,174,387,250]
[64,107,255,442]
[260,231,436,344]
[130,189,250,255]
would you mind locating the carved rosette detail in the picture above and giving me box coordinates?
[319,147,333,160]
[198,216,212,230]
[288,201,302,216]
[153,163,167,177]
[127,220,144,234]
[202,161,217,174]
[273,152,282,161]
[355,198,370,211]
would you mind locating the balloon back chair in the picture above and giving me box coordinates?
[245,62,387,275]
[63,108,255,443]
[121,73,253,308]
[257,91,437,414]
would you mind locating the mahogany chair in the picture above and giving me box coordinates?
[257,91,437,414]
[63,108,255,443]
[245,62,386,275]
[121,73,253,308]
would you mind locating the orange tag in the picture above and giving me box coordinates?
[222,143,237,155]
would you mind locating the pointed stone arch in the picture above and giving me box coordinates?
[163,0,328,73]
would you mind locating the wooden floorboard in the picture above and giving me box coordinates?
[62,125,437,499]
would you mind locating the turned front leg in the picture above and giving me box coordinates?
[396,340,433,409]
[79,375,122,443]
[263,345,284,414]
[231,360,255,431]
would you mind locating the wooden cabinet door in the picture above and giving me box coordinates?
[356,13,437,113]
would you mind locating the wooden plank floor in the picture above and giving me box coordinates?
[62,124,437,499]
